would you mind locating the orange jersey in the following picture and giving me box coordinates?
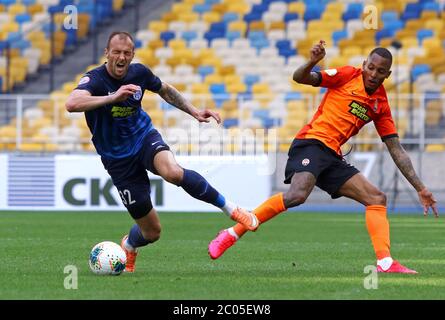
[296,66,398,156]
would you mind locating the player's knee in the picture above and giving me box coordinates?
[367,190,387,206]
[283,190,308,208]
[161,165,183,185]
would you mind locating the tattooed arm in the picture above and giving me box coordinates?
[384,137,438,217]
[157,82,221,124]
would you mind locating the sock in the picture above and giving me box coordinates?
[180,169,225,209]
[365,205,391,260]
[232,193,286,238]
[126,224,150,251]
[377,257,394,271]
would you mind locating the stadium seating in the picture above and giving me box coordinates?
[1,0,444,153]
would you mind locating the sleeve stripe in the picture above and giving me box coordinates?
[381,133,399,141]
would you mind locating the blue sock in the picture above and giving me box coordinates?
[127,224,150,248]
[180,169,226,208]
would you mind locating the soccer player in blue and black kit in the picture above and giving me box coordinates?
[65,31,258,272]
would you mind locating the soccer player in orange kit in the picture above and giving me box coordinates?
[208,40,439,273]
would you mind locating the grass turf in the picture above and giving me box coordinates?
[0,211,444,300]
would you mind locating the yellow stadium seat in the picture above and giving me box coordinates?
[202,11,220,24]
[228,3,250,15]
[250,21,266,31]
[178,12,199,23]
[77,13,90,40]
[228,21,247,35]
[161,12,178,23]
[212,3,228,15]
[269,21,286,31]
[204,73,223,84]
[226,82,246,94]
[148,21,168,33]
[191,83,209,94]
[425,19,443,33]
[426,144,445,152]
[27,3,44,15]
[2,22,20,33]
[420,11,439,21]
[8,3,26,14]
[113,0,125,12]
[288,2,305,16]
[168,39,186,50]
[172,3,193,14]
[184,0,204,4]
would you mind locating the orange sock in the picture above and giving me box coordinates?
[232,193,286,238]
[365,205,391,260]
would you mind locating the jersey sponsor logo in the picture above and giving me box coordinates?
[325,69,338,76]
[348,100,370,122]
[78,76,90,85]
[302,158,310,166]
[133,86,142,100]
[110,106,136,118]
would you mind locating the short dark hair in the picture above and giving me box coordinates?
[106,31,134,49]
[369,47,392,65]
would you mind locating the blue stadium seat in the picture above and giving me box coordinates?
[262,118,281,129]
[401,3,422,20]
[382,20,404,32]
[244,74,260,87]
[251,3,268,13]
[279,47,297,59]
[284,92,302,102]
[204,30,224,44]
[213,93,230,108]
[223,118,239,128]
[0,0,15,6]
[342,3,363,21]
[22,0,36,4]
[253,109,270,119]
[417,29,434,45]
[160,31,175,45]
[15,14,32,25]
[193,3,212,15]
[332,30,348,46]
[210,83,226,94]
[411,64,431,82]
[222,12,239,24]
[422,2,441,12]
[375,29,396,44]
[244,12,263,23]
[226,31,241,44]
[276,39,291,50]
[181,31,198,44]
[381,11,399,23]
[251,38,270,52]
[248,30,266,41]
[198,65,215,79]
[284,13,299,23]
[304,5,325,22]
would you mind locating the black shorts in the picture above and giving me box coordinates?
[101,129,170,219]
[284,139,359,199]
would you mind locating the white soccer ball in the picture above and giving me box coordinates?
[88,241,127,275]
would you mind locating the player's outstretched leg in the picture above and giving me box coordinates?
[366,205,417,274]
[209,193,286,259]
[121,211,161,272]
[179,168,259,231]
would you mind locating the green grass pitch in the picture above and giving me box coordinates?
[1,211,444,300]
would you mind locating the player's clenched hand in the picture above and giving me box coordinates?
[111,84,140,103]
[418,188,439,218]
[310,40,326,64]
[195,109,221,124]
